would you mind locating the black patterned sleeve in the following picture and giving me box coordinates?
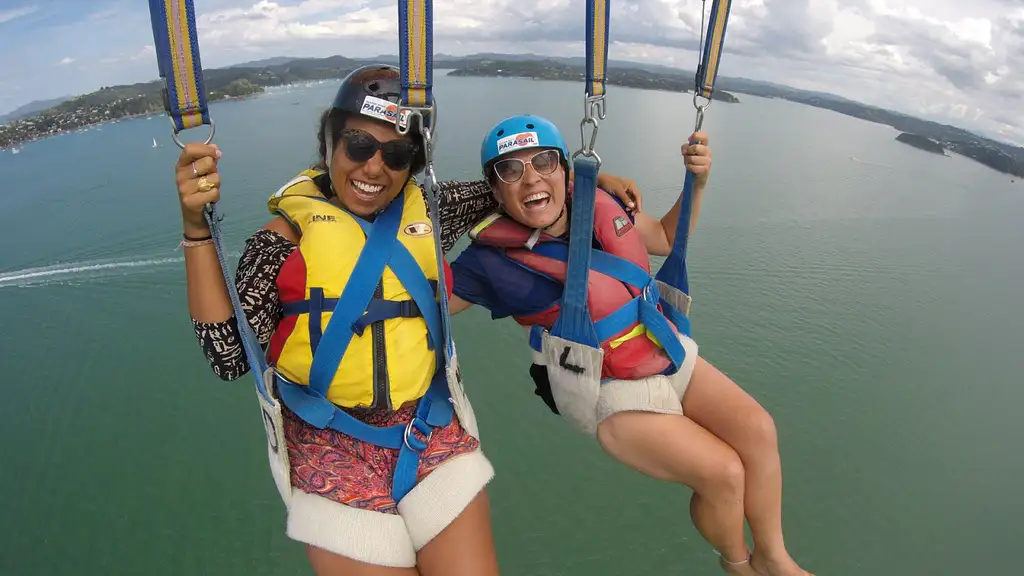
[192,228,296,381]
[434,179,498,253]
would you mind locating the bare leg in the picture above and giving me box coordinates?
[417,490,501,576]
[596,410,758,576]
[682,357,812,576]
[306,490,499,576]
[306,545,420,576]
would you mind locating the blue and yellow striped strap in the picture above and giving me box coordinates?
[398,0,433,109]
[695,0,732,100]
[585,0,610,98]
[148,0,213,145]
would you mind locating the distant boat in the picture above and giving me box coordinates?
[152,138,159,148]
[11,147,20,154]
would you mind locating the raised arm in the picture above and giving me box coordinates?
[174,143,295,380]
[632,131,712,257]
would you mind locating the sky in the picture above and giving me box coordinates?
[0,0,1021,145]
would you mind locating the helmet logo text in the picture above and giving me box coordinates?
[360,95,400,125]
[496,131,539,155]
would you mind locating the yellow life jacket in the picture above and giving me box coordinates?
[266,169,441,410]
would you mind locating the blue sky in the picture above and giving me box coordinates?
[1,0,1021,145]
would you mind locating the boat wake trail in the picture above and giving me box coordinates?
[850,156,896,169]
[0,256,185,288]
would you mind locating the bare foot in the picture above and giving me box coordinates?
[718,553,761,576]
[750,552,814,576]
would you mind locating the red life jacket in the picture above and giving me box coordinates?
[469,188,674,380]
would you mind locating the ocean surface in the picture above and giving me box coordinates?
[0,73,1021,575]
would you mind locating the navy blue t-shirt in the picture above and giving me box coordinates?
[450,195,636,318]
[450,195,637,415]
[452,192,634,412]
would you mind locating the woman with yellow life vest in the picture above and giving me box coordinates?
[173,66,644,575]
[447,115,814,576]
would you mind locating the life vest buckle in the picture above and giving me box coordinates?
[403,416,434,453]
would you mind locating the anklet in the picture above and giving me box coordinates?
[717,551,752,565]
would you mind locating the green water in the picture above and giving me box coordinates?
[1,75,1021,575]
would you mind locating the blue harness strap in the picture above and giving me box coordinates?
[552,157,602,349]
[147,0,453,505]
[274,194,452,503]
[551,0,610,350]
[530,242,689,371]
[654,172,697,296]
[391,0,460,503]
[655,0,733,298]
[350,217,445,356]
[306,193,404,397]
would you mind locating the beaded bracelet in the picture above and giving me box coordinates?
[178,232,214,250]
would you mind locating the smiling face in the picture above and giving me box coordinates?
[490,147,568,232]
[328,114,418,218]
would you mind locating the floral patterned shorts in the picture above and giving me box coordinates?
[282,402,481,514]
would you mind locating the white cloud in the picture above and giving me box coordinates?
[58,57,75,66]
[4,0,1020,145]
[179,0,1022,144]
[0,5,37,24]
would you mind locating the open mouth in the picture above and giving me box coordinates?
[350,180,385,202]
[522,192,551,212]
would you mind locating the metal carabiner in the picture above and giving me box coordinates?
[691,92,711,132]
[573,93,606,163]
[396,101,437,139]
[170,118,216,149]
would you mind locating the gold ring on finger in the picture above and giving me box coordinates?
[197,176,215,192]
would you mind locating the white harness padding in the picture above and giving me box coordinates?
[530,280,698,438]
[254,344,491,567]
[657,279,693,320]
[258,367,292,506]
[445,348,481,441]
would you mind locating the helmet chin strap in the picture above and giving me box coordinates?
[522,204,566,250]
[539,171,571,237]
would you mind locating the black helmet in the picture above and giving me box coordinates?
[325,64,427,173]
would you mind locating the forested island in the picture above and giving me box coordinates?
[0,56,366,148]
[895,133,947,156]
[2,53,1021,179]
[448,59,741,103]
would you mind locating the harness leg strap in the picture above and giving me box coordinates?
[392,371,454,502]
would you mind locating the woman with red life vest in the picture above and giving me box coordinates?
[447,115,813,576]
[173,67,643,576]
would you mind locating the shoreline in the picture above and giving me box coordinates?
[0,93,264,150]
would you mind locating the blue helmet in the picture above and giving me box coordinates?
[479,114,569,177]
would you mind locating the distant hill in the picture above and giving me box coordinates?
[896,133,947,156]
[229,56,305,68]
[0,95,74,124]
[2,52,1021,178]
[447,58,740,102]
[441,55,1023,177]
